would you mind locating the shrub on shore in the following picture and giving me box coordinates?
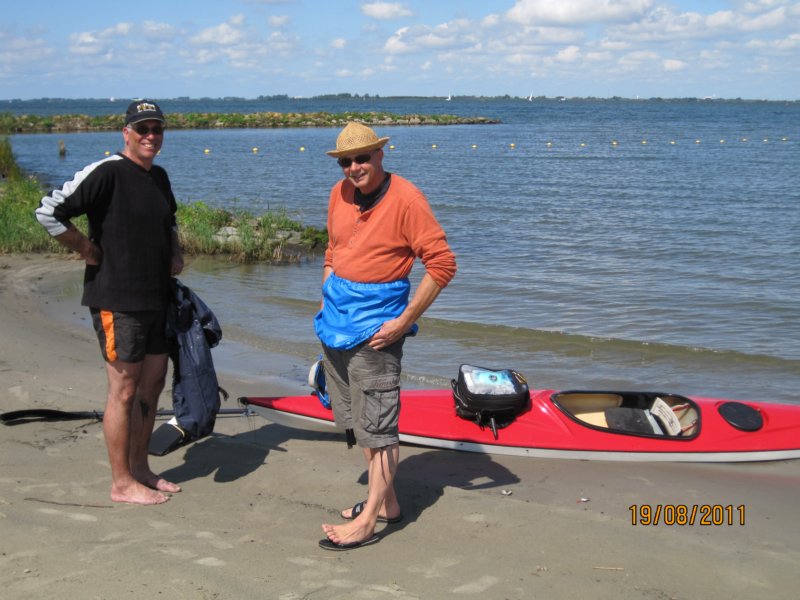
[177,201,326,262]
[0,136,326,260]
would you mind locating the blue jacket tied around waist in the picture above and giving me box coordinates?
[314,273,417,350]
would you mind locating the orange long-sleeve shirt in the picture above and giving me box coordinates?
[324,174,456,288]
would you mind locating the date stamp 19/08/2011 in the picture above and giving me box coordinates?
[629,504,746,526]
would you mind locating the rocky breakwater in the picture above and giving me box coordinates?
[1,111,499,134]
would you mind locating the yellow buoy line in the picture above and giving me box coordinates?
[102,136,790,156]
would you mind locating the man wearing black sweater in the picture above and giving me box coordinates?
[36,100,183,505]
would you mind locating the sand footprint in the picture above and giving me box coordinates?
[158,547,196,560]
[286,555,351,589]
[463,513,488,524]
[148,519,177,531]
[450,575,500,594]
[37,507,98,522]
[408,556,461,579]
[194,557,226,567]
[196,530,233,549]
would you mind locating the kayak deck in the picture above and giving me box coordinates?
[240,389,800,462]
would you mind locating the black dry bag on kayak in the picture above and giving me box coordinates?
[452,364,530,440]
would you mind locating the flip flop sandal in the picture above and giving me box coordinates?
[342,500,403,524]
[318,534,380,551]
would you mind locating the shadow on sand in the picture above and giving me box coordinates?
[159,421,520,540]
[158,420,338,484]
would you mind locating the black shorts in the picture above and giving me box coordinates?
[90,308,169,363]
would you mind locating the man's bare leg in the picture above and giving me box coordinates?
[322,443,399,544]
[340,445,401,520]
[104,360,169,505]
[128,353,181,494]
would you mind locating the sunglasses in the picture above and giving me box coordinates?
[130,123,164,136]
[337,152,374,168]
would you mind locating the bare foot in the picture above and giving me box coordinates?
[110,481,170,505]
[321,521,374,546]
[146,476,181,493]
[134,470,182,493]
[147,477,181,493]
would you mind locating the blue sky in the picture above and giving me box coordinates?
[1,0,798,100]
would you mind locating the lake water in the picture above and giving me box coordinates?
[8,97,800,403]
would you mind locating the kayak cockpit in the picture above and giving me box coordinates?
[551,391,700,439]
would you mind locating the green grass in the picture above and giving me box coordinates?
[1,136,73,253]
[0,173,72,253]
[0,135,22,179]
[0,136,326,261]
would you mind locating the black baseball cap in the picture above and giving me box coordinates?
[125,100,165,125]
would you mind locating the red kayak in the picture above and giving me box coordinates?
[240,388,800,462]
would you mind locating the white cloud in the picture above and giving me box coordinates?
[331,38,347,49]
[505,52,532,66]
[69,24,132,56]
[186,48,220,65]
[191,15,246,46]
[599,39,631,51]
[361,2,413,20]
[739,7,787,30]
[384,27,412,53]
[69,32,102,56]
[379,58,397,72]
[0,33,53,66]
[507,0,654,26]
[707,7,786,30]
[618,49,660,71]
[268,15,291,28]
[555,45,581,62]
[624,50,660,60]
[110,23,133,36]
[585,50,613,62]
[774,32,800,49]
[531,27,586,44]
[266,30,298,53]
[605,8,705,42]
[740,0,791,13]
[142,21,177,42]
[609,3,795,44]
[383,19,475,55]
[663,58,686,71]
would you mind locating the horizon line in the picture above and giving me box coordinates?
[3,94,798,103]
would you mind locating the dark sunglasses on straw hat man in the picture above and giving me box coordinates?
[327,122,390,166]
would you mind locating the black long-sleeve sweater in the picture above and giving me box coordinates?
[36,153,177,311]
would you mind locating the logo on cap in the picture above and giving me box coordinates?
[135,102,158,114]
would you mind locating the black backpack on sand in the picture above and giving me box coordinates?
[452,364,530,439]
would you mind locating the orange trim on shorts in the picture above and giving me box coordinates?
[100,310,118,362]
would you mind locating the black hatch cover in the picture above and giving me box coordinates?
[718,402,763,432]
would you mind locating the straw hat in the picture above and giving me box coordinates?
[326,122,390,157]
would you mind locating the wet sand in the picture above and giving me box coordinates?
[1,254,799,599]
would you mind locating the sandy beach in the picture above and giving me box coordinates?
[2,254,799,599]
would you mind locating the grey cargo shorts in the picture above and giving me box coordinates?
[321,338,404,448]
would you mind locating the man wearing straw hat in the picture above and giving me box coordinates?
[316,122,457,550]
